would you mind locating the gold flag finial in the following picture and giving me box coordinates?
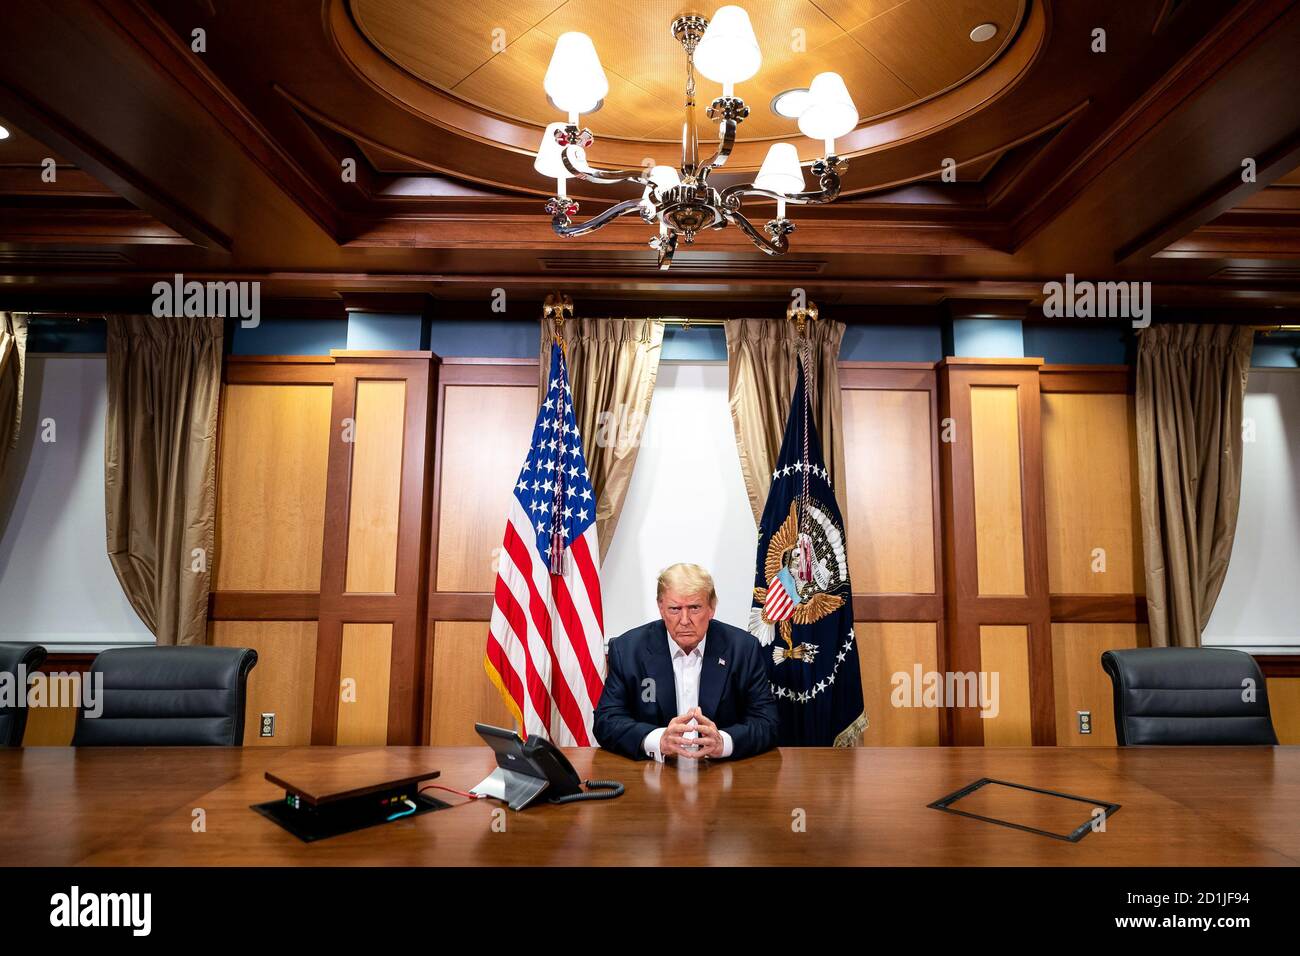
[543,293,574,346]
[787,299,819,338]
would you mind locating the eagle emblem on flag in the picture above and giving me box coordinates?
[750,499,848,666]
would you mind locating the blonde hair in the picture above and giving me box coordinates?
[656,563,717,605]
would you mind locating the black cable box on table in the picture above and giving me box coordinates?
[250,752,451,842]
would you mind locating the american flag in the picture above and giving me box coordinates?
[484,342,606,745]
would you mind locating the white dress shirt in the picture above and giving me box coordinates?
[642,634,735,761]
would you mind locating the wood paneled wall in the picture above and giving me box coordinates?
[841,364,945,746]
[855,623,940,746]
[1268,676,1300,744]
[969,386,1028,596]
[206,354,541,748]
[209,352,432,746]
[215,382,332,591]
[926,360,1148,746]
[187,350,1276,753]
[1041,391,1143,596]
[211,621,318,746]
[428,622,517,745]
[832,359,1150,749]
[424,359,539,745]
[937,358,1054,746]
[313,353,432,745]
[21,347,1276,751]
[1039,367,1146,747]
[979,625,1033,745]
[1050,623,1147,747]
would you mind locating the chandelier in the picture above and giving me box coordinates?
[532,6,859,270]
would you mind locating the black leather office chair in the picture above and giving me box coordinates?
[1101,647,1278,746]
[72,646,258,746]
[0,643,48,746]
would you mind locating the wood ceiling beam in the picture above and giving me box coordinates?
[0,208,187,245]
[5,271,1299,308]
[341,214,1009,256]
[1117,131,1300,263]
[1010,0,1300,270]
[0,0,341,253]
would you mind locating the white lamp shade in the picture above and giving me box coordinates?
[695,6,761,84]
[798,72,858,141]
[647,165,681,192]
[534,122,586,178]
[543,32,609,114]
[643,165,681,203]
[754,143,804,195]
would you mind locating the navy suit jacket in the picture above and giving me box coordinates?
[593,618,779,760]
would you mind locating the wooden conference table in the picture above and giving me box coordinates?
[2,746,1297,866]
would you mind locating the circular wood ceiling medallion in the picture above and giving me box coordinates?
[348,0,1028,143]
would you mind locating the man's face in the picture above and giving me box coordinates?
[657,587,716,652]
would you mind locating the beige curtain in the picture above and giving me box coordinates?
[105,317,223,646]
[539,318,664,561]
[1136,323,1253,648]
[726,318,846,524]
[0,313,29,482]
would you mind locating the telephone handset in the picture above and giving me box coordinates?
[474,723,624,809]
[521,734,624,804]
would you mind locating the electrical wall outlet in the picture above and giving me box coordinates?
[259,713,276,738]
[1077,710,1092,735]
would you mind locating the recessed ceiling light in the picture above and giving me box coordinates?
[969,23,998,42]
[0,126,9,140]
[770,88,811,119]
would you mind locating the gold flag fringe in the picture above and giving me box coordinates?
[833,710,869,747]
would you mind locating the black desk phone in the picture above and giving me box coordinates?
[474,723,624,810]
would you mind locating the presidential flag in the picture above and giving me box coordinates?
[485,342,606,745]
[747,359,867,746]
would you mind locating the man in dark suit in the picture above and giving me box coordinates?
[594,563,778,761]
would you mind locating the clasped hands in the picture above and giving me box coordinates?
[660,707,724,759]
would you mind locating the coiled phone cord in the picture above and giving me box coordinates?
[551,779,625,803]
